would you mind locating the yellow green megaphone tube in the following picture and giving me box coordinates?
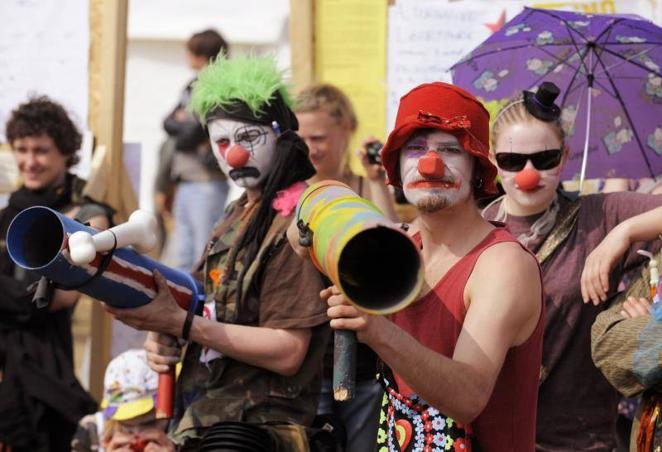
[296,180,424,315]
[295,180,424,401]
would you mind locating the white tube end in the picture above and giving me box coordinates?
[68,231,97,265]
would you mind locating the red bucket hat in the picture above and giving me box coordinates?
[381,82,497,198]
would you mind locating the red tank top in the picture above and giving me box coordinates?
[390,227,543,451]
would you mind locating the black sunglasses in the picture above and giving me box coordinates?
[495,149,563,172]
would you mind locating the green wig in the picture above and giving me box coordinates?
[190,54,294,124]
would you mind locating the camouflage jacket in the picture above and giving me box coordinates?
[170,196,329,445]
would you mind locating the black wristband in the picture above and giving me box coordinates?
[181,310,195,341]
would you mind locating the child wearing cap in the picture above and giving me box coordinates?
[72,349,173,452]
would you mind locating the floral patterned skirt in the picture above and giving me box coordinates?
[376,372,473,452]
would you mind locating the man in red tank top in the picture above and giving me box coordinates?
[325,82,544,451]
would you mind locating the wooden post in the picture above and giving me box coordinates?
[289,0,315,92]
[85,0,130,401]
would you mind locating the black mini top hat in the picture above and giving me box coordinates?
[523,81,561,122]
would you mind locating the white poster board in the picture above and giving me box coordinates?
[387,0,526,129]
[0,0,89,143]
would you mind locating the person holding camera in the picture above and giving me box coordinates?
[295,83,398,222]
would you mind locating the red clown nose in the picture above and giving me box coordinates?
[226,145,250,168]
[515,168,541,191]
[418,151,445,179]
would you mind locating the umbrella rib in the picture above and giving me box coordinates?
[593,49,656,178]
[592,44,661,78]
[560,63,585,107]
[561,73,616,107]
[592,17,626,45]
[566,75,616,100]
[532,44,584,74]
[589,29,620,98]
[539,12,592,107]
[557,34,597,105]
[601,42,662,46]
[598,45,662,77]
[607,75,656,80]
[618,20,662,39]
[453,42,574,66]
[534,8,591,42]
[593,79,618,99]
[451,43,533,68]
[563,24,592,84]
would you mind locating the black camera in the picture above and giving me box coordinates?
[365,141,383,165]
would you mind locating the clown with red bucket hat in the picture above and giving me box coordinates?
[325,82,544,451]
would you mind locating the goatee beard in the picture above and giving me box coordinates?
[415,194,449,213]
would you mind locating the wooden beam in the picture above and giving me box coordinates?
[87,0,136,223]
[289,0,315,93]
[85,0,130,401]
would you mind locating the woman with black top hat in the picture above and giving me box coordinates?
[482,82,662,450]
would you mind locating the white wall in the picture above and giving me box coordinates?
[123,0,291,209]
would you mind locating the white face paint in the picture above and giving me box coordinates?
[207,118,277,188]
[494,121,564,215]
[399,130,474,213]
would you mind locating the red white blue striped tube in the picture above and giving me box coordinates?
[6,206,204,311]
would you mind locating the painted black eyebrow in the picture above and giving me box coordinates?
[233,125,267,141]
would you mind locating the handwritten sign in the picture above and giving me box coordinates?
[387,0,525,128]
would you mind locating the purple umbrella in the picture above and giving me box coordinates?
[452,7,662,183]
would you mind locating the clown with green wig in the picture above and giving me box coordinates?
[111,55,330,451]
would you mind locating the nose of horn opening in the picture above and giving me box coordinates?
[337,226,422,314]
[7,207,65,269]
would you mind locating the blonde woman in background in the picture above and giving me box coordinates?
[295,84,399,222]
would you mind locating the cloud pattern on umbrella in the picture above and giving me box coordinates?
[452,7,662,180]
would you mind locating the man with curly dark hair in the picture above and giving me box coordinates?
[6,95,82,172]
[0,96,114,451]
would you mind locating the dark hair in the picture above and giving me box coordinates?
[224,130,315,321]
[5,96,82,167]
[187,29,229,61]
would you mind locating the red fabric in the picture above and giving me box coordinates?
[637,393,661,452]
[380,82,497,198]
[390,227,543,451]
